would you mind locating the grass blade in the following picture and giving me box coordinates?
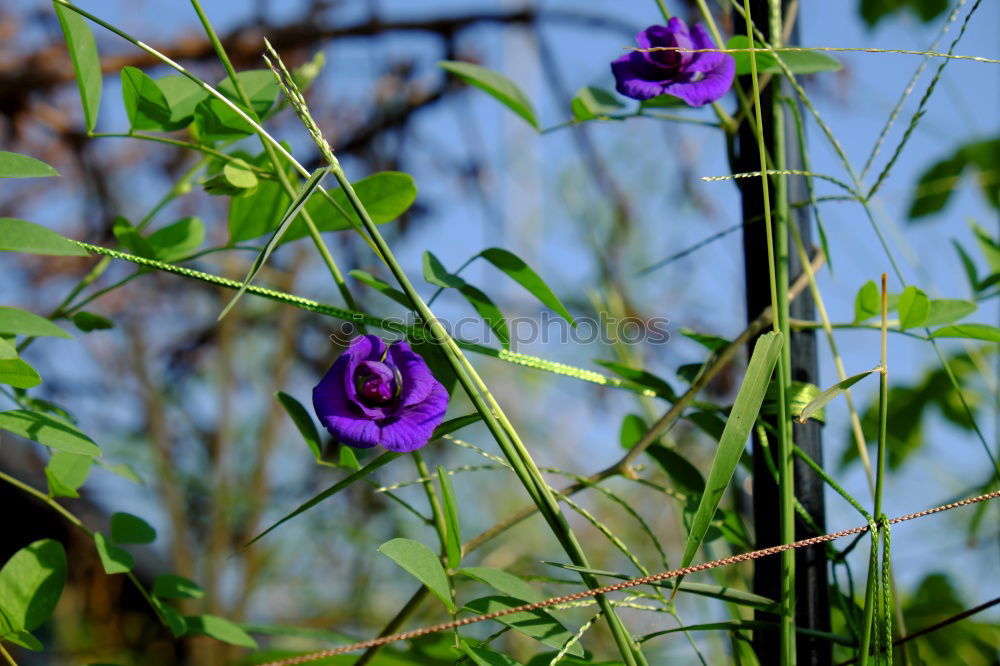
[677,331,783,577]
[798,368,879,424]
[243,450,398,547]
[219,166,329,320]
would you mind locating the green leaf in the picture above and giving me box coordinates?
[349,269,412,308]
[45,452,92,498]
[112,216,155,259]
[0,218,87,257]
[459,640,524,666]
[0,539,66,633]
[423,251,466,288]
[971,220,1000,272]
[0,626,43,651]
[0,339,41,389]
[147,217,204,262]
[570,86,624,121]
[432,413,481,439]
[378,538,455,612]
[479,248,574,325]
[0,306,72,339]
[619,413,647,449]
[853,280,880,323]
[861,0,950,27]
[952,240,980,293]
[185,614,257,649]
[923,299,977,327]
[276,392,322,460]
[72,311,114,332]
[337,446,360,470]
[55,3,102,132]
[155,75,208,128]
[680,328,730,352]
[153,574,204,600]
[152,597,187,637]
[930,323,1000,343]
[222,160,259,190]
[456,567,541,603]
[230,172,416,244]
[727,36,841,76]
[304,172,417,237]
[799,369,878,423]
[437,465,462,570]
[97,461,142,485]
[544,563,776,610]
[244,452,399,546]
[0,152,58,179]
[678,331,782,574]
[458,284,510,350]
[121,67,173,131]
[908,152,965,219]
[193,97,255,142]
[217,70,280,118]
[438,61,539,129]
[219,166,330,320]
[93,533,133,574]
[898,285,930,329]
[0,410,101,456]
[463,596,583,656]
[593,360,676,400]
[647,444,705,496]
[110,513,156,545]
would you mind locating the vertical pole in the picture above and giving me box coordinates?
[733,2,830,664]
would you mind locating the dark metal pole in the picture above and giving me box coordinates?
[732,2,831,664]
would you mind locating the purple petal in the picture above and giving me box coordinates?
[387,341,436,408]
[611,52,669,101]
[378,381,449,453]
[661,55,735,106]
[685,24,727,73]
[313,360,382,448]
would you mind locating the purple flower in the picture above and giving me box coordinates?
[313,335,449,453]
[611,18,735,106]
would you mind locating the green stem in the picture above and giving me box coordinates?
[655,0,671,21]
[0,643,17,666]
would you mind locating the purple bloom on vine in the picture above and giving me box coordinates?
[611,18,735,106]
[313,335,449,453]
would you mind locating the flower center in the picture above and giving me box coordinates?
[354,361,401,406]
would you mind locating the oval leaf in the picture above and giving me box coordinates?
[930,323,1000,342]
[94,533,133,574]
[147,217,204,263]
[853,280,880,323]
[153,574,205,600]
[378,538,455,612]
[0,306,71,339]
[0,339,42,389]
[0,410,101,456]
[0,152,58,179]
[0,218,87,257]
[898,285,930,330]
[185,614,257,649]
[45,451,92,498]
[121,66,173,131]
[110,512,156,545]
[923,299,977,327]
[0,539,67,632]
[439,61,539,129]
[55,3,102,132]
